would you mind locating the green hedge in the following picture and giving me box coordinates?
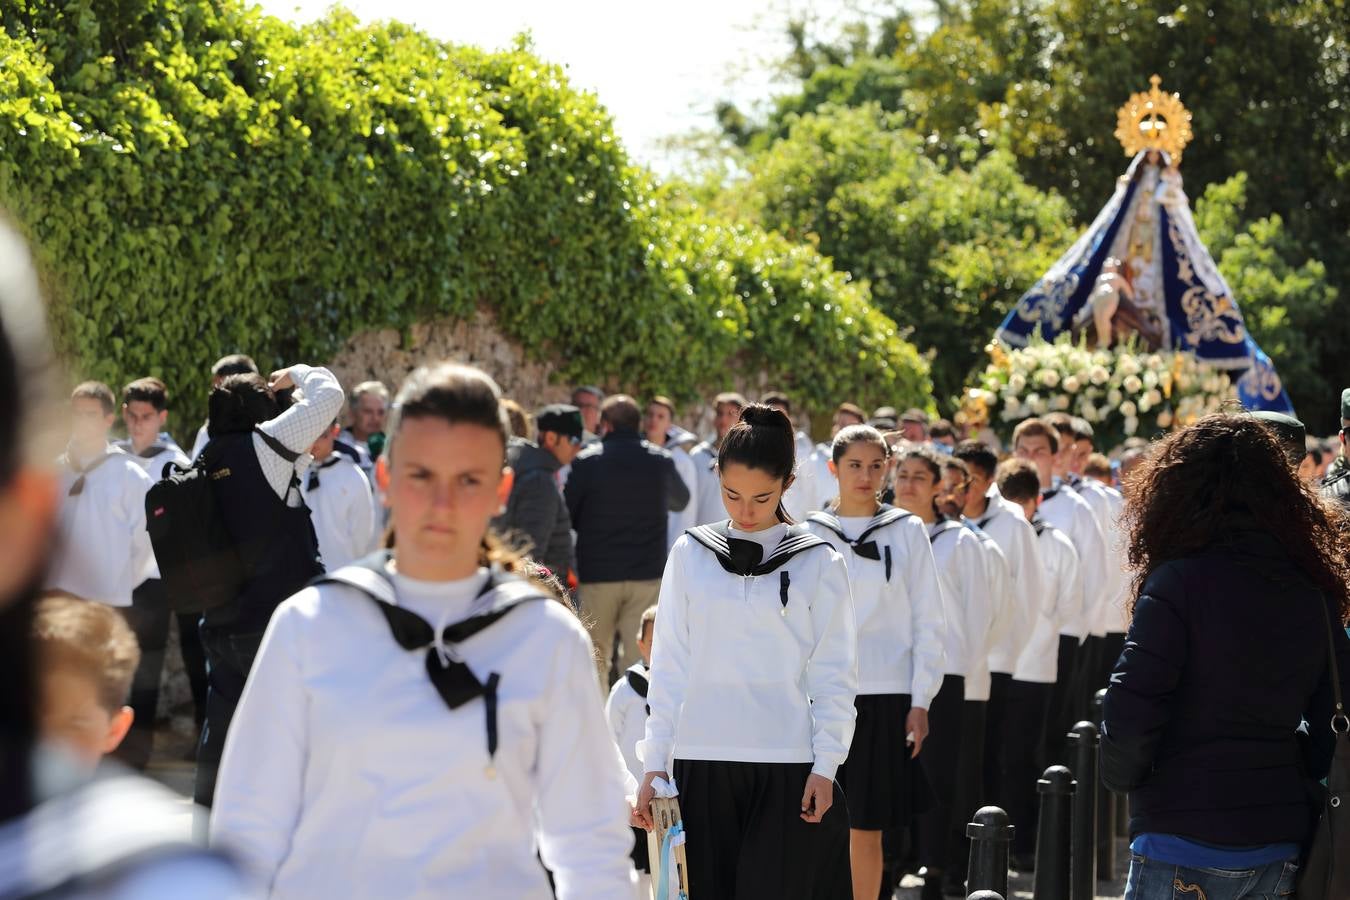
[0,0,930,433]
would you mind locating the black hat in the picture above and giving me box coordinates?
[535,404,584,442]
[1251,411,1306,465]
[1340,387,1350,424]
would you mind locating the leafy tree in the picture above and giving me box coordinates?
[722,103,1073,404]
[0,0,930,432]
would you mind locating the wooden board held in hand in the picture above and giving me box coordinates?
[646,796,691,898]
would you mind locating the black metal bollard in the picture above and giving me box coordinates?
[1091,689,1117,881]
[968,892,1006,900]
[1032,766,1075,900]
[966,806,1014,900]
[1068,722,1100,900]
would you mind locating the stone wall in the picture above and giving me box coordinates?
[325,308,573,413]
[325,311,811,439]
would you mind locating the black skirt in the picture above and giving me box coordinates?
[672,758,851,900]
[836,692,923,830]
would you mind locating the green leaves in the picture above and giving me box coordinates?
[0,0,927,435]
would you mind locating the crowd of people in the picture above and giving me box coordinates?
[2,206,1349,900]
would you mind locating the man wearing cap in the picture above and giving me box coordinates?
[1251,411,1307,468]
[899,408,930,443]
[1320,390,1350,512]
[491,404,583,583]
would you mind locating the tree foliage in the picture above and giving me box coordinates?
[715,0,1349,429]
[0,0,930,432]
[718,104,1073,405]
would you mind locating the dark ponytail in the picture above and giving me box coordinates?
[718,403,797,524]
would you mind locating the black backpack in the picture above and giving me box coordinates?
[145,428,299,615]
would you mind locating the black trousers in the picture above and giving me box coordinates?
[917,674,965,874]
[1097,632,1127,699]
[672,759,851,900]
[114,579,171,770]
[982,672,1014,809]
[1076,635,1104,723]
[950,699,988,880]
[1001,679,1052,857]
[194,626,266,807]
[177,610,209,729]
[1045,635,1082,768]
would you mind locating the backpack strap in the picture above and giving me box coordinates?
[312,551,546,776]
[253,426,301,463]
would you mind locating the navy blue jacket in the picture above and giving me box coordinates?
[1102,527,1350,847]
[564,430,689,583]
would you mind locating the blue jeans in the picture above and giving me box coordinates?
[1125,853,1299,899]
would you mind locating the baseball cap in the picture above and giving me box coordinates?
[535,404,584,443]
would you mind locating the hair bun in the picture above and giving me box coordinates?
[739,402,792,430]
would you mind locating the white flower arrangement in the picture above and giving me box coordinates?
[962,334,1237,450]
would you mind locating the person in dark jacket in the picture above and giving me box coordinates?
[195,364,344,806]
[492,404,582,584]
[565,394,690,686]
[1103,412,1350,899]
[1320,387,1350,512]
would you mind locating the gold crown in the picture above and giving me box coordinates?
[1115,74,1193,164]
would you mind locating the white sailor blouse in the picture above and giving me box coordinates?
[637,521,858,780]
[805,507,946,708]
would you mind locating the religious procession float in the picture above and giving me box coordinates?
[962,76,1292,450]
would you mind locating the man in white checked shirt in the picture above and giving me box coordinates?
[193,363,343,806]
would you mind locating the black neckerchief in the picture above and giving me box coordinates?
[1040,486,1060,503]
[306,454,343,492]
[114,439,172,460]
[311,551,545,777]
[60,447,120,497]
[928,517,965,545]
[1030,514,1052,537]
[684,521,829,616]
[625,663,650,715]
[332,439,364,468]
[807,506,911,581]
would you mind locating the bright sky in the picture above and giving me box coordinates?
[254,0,924,172]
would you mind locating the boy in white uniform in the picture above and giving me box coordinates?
[606,605,658,898]
[302,420,377,571]
[114,377,192,767]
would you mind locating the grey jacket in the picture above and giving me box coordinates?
[493,438,573,578]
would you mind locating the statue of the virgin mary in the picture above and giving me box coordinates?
[995,76,1294,415]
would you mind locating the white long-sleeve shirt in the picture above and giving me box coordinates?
[636,524,857,780]
[301,454,377,571]
[1013,520,1082,683]
[116,434,190,581]
[927,519,994,693]
[958,520,1013,700]
[210,566,637,900]
[971,489,1045,675]
[1075,479,1130,635]
[46,444,154,607]
[606,666,649,783]
[251,365,346,505]
[1039,485,1109,640]
[688,442,723,526]
[806,509,946,707]
[665,444,699,552]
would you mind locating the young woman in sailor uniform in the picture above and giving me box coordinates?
[803,426,945,900]
[893,448,997,900]
[635,404,858,900]
[210,363,638,900]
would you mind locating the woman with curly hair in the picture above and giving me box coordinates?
[1102,413,1350,899]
